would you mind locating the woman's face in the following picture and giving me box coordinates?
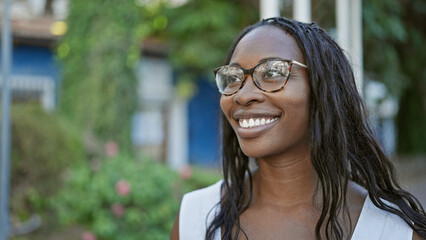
[220,25,310,160]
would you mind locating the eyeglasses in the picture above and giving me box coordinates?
[214,57,307,96]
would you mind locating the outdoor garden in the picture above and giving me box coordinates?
[7,0,426,239]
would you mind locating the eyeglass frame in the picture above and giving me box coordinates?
[214,57,308,96]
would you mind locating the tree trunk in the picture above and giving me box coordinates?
[44,0,54,15]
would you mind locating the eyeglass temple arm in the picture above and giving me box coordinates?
[291,60,308,68]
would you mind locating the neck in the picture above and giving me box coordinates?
[251,153,319,210]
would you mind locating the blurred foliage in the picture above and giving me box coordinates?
[10,104,84,221]
[394,0,426,154]
[397,85,426,153]
[57,0,143,148]
[363,0,426,153]
[57,0,259,143]
[363,0,409,97]
[51,153,220,239]
[164,0,258,84]
[52,154,177,240]
[311,0,335,29]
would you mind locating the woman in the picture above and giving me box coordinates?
[171,17,426,240]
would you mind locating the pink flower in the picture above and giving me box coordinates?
[178,165,193,180]
[115,179,131,196]
[105,141,119,157]
[111,203,126,218]
[81,231,96,240]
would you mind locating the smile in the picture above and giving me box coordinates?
[239,117,279,128]
[235,115,281,139]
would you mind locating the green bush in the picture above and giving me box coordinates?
[10,104,84,220]
[51,154,180,240]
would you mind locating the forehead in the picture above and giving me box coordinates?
[230,25,305,67]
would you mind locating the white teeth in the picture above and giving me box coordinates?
[249,119,255,127]
[254,119,260,126]
[243,119,248,128]
[238,117,279,128]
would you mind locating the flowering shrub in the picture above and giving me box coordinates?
[115,179,131,197]
[51,154,179,240]
[104,141,120,158]
[10,104,84,221]
[177,164,193,180]
[81,231,97,240]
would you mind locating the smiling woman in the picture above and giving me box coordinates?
[221,27,310,160]
[170,17,426,240]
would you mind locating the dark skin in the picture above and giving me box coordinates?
[170,26,422,240]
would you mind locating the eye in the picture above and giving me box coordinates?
[231,75,243,81]
[226,75,242,85]
[219,67,243,81]
[217,66,244,93]
[256,60,290,80]
[263,70,285,78]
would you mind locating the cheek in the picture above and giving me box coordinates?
[284,78,310,115]
[286,98,310,134]
[220,96,232,120]
[286,91,309,116]
[280,85,310,136]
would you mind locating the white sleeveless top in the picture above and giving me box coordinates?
[179,180,413,240]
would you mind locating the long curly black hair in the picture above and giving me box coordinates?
[206,17,426,240]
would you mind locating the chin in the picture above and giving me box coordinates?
[238,141,275,159]
[237,136,309,161]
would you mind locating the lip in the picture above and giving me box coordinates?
[232,109,282,139]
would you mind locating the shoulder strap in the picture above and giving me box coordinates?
[179,180,223,240]
[351,195,413,240]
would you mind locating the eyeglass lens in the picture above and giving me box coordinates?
[215,60,291,95]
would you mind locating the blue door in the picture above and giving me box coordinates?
[188,78,221,167]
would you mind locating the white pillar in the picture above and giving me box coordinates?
[336,0,351,51]
[260,0,280,19]
[351,0,363,94]
[336,0,363,95]
[293,0,311,23]
[167,96,189,170]
[42,79,55,112]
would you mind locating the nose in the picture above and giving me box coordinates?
[233,74,265,105]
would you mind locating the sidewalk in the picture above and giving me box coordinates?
[405,176,426,208]
[395,156,426,208]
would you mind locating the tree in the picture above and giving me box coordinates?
[164,0,259,85]
[363,0,426,154]
[58,0,143,147]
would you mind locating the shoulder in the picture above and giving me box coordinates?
[347,181,415,240]
[180,179,223,221]
[182,179,223,204]
[178,180,223,240]
[351,194,414,240]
